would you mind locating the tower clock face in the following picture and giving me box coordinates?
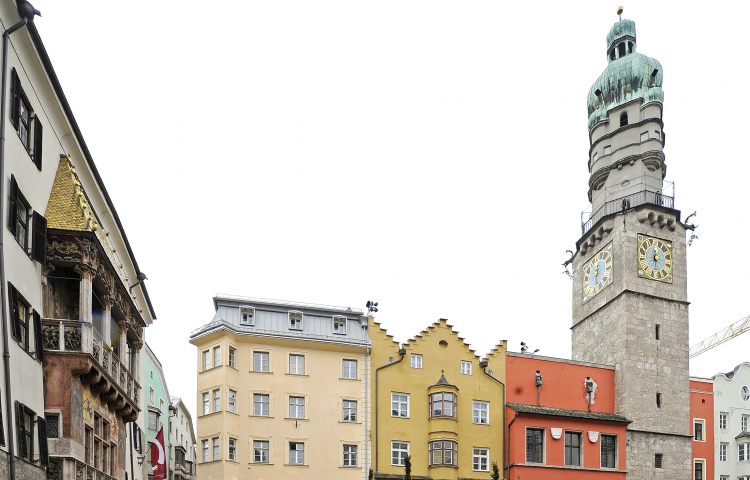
[637,234,673,283]
[582,243,613,302]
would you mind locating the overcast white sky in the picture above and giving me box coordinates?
[30,1,750,421]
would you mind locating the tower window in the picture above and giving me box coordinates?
[655,453,663,468]
[640,132,648,142]
[628,42,633,54]
[656,393,662,408]
[603,146,611,155]
[655,324,660,340]
[651,68,659,87]
[618,42,626,58]
[609,50,616,61]
[620,112,628,127]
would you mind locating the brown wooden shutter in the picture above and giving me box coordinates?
[32,116,42,171]
[31,211,46,264]
[8,175,18,233]
[10,69,19,130]
[33,310,43,362]
[37,416,48,465]
[8,283,19,340]
[15,401,26,460]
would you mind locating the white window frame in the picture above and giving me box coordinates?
[342,359,357,379]
[213,346,221,367]
[253,439,270,464]
[289,311,303,330]
[741,443,750,461]
[228,438,237,462]
[240,307,255,326]
[693,458,706,480]
[720,443,727,462]
[391,441,409,466]
[253,350,270,373]
[603,145,612,155]
[693,418,705,442]
[147,410,158,431]
[289,354,306,375]
[640,131,649,142]
[343,444,358,467]
[228,347,236,368]
[743,415,749,432]
[202,392,209,415]
[149,387,155,404]
[253,393,270,417]
[202,350,210,371]
[719,412,727,430]
[342,400,357,422]
[213,389,221,412]
[289,396,305,419]
[202,439,209,463]
[289,441,305,465]
[473,400,489,425]
[472,447,489,472]
[410,354,422,369]
[212,437,220,461]
[391,392,410,418]
[593,152,598,164]
[332,316,347,335]
[228,390,236,413]
[461,360,472,375]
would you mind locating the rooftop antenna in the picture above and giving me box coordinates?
[617,6,623,21]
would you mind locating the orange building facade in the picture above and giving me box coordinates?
[690,378,714,480]
[505,353,628,480]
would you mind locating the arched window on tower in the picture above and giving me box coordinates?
[609,49,616,61]
[650,68,659,87]
[618,42,626,58]
[620,112,628,127]
[628,42,634,54]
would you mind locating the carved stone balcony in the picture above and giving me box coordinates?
[43,320,140,422]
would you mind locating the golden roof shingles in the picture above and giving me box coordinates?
[45,155,99,232]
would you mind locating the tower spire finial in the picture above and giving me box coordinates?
[617,6,623,21]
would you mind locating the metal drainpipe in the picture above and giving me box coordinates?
[374,348,405,473]
[506,410,519,476]
[129,423,136,480]
[482,366,507,479]
[0,17,29,480]
[364,347,370,476]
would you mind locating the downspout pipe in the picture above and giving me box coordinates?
[0,17,30,480]
[481,364,507,479]
[374,348,405,473]
[506,410,519,476]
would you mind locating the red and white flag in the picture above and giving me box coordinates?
[150,427,167,480]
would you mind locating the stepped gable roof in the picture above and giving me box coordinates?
[507,402,631,423]
[406,318,479,360]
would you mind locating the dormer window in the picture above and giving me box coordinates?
[240,308,255,326]
[289,311,303,330]
[429,392,457,418]
[333,316,347,335]
[620,112,628,127]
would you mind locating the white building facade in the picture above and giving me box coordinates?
[169,398,195,480]
[714,363,750,480]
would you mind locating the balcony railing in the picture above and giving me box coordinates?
[44,320,140,406]
[581,189,674,235]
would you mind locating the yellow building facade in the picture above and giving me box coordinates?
[190,296,371,480]
[369,318,506,480]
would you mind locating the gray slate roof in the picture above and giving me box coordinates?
[506,402,631,423]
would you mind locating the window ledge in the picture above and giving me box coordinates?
[249,415,274,419]
[510,463,627,473]
[199,411,222,419]
[339,377,360,381]
[285,417,309,422]
[429,416,458,422]
[339,465,359,468]
[200,460,222,465]
[248,462,273,466]
[227,366,238,371]
[472,422,491,426]
[391,416,410,419]
[429,464,458,469]
[286,373,309,377]
[199,367,221,374]
[249,370,273,374]
[284,464,309,467]
[227,411,239,416]
[339,420,362,424]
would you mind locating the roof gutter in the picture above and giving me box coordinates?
[26,23,156,320]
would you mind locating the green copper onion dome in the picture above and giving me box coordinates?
[587,19,664,130]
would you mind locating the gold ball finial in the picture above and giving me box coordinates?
[617,6,624,15]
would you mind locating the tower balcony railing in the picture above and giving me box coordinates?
[581,189,674,235]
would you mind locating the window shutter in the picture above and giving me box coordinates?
[15,401,26,459]
[33,310,43,362]
[37,416,48,465]
[31,211,46,265]
[32,116,42,171]
[10,69,19,130]
[8,283,19,340]
[8,175,18,233]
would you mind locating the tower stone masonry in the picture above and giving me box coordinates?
[571,17,692,479]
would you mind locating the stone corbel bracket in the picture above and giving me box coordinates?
[637,211,676,231]
[580,220,614,256]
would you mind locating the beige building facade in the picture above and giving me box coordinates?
[190,295,370,480]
